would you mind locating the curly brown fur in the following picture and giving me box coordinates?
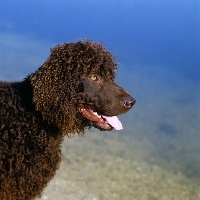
[30,41,118,135]
[0,40,135,200]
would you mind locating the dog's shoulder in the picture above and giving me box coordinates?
[0,81,10,101]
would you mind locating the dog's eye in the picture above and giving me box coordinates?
[91,75,98,81]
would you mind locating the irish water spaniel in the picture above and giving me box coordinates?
[0,41,135,200]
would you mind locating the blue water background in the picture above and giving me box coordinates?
[0,0,199,183]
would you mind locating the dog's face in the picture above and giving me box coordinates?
[30,41,135,134]
[77,73,136,131]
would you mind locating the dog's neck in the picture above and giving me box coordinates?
[10,78,34,111]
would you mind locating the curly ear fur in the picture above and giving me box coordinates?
[30,41,118,136]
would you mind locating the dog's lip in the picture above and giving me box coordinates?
[78,107,113,131]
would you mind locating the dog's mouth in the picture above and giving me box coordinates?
[78,107,123,131]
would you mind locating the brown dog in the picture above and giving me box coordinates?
[0,41,135,200]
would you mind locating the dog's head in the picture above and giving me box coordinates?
[30,41,135,135]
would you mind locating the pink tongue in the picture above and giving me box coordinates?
[102,116,123,130]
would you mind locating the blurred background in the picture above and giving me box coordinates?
[0,0,199,199]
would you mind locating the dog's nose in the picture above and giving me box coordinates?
[123,96,136,108]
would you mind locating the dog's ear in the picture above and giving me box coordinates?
[29,51,79,134]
